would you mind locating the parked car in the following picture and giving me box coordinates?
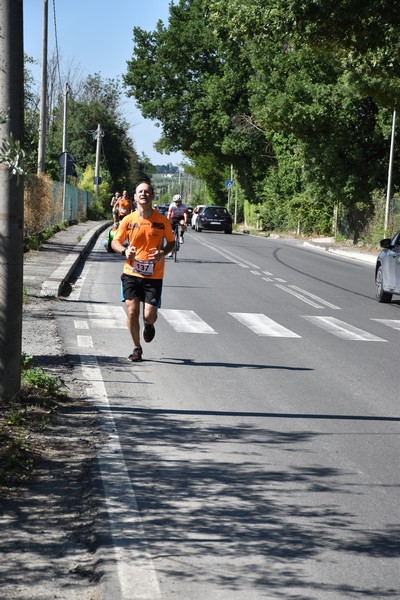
[155,204,169,216]
[195,206,233,234]
[375,230,400,302]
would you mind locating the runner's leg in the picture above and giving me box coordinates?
[125,298,142,348]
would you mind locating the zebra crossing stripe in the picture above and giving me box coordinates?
[303,316,387,341]
[159,309,217,333]
[229,312,301,337]
[87,305,126,318]
[85,305,126,329]
[371,319,400,331]
[82,307,391,342]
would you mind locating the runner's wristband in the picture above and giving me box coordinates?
[121,249,126,256]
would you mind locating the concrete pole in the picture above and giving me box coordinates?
[384,109,396,236]
[94,123,101,195]
[37,0,48,174]
[62,83,69,222]
[0,0,25,401]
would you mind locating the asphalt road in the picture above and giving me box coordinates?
[54,229,400,599]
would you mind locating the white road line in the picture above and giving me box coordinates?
[74,320,89,329]
[212,243,261,269]
[274,283,326,308]
[91,318,125,329]
[88,305,126,318]
[262,277,274,282]
[251,270,261,276]
[274,278,287,283]
[80,355,161,599]
[303,316,387,341]
[263,271,273,276]
[288,285,341,309]
[372,319,400,330]
[229,312,301,337]
[191,235,260,269]
[69,264,92,301]
[77,335,93,348]
[159,309,217,333]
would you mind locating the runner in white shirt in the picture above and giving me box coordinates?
[168,194,188,244]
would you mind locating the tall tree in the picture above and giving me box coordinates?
[124,0,270,201]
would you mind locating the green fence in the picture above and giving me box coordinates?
[52,181,93,224]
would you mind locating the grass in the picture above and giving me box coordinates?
[0,356,66,485]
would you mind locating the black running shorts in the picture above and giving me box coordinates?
[121,273,162,307]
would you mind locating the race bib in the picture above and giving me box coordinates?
[132,259,154,276]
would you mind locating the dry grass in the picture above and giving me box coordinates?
[24,173,63,238]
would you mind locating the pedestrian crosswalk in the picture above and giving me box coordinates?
[78,305,399,343]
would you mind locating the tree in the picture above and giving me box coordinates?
[124,0,270,202]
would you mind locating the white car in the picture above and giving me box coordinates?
[375,230,400,302]
[191,205,206,229]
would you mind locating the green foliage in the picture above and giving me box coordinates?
[21,366,65,396]
[0,110,26,182]
[0,357,68,483]
[123,0,400,238]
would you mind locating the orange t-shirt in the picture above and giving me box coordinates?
[117,198,132,218]
[114,210,174,279]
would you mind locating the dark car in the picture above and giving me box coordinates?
[375,230,400,302]
[155,204,169,216]
[195,206,233,234]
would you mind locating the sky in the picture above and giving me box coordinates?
[23,0,184,166]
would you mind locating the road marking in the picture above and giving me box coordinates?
[251,270,261,276]
[303,316,387,341]
[288,285,340,309]
[159,309,217,333]
[80,354,161,599]
[372,319,400,330]
[74,320,89,329]
[77,335,93,348]
[274,283,327,308]
[91,318,125,329]
[69,264,93,301]
[191,235,260,269]
[87,305,126,318]
[229,312,301,337]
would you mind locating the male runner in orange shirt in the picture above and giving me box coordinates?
[115,189,133,223]
[111,181,175,362]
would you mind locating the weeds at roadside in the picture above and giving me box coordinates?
[0,356,67,486]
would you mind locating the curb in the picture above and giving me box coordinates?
[302,241,377,265]
[40,221,111,298]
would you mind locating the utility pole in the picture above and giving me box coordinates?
[37,0,48,174]
[62,83,69,222]
[384,109,396,236]
[0,0,25,401]
[94,123,102,195]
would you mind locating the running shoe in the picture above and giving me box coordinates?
[180,237,184,244]
[128,347,143,362]
[143,323,155,343]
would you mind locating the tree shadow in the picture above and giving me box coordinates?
[90,400,400,597]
